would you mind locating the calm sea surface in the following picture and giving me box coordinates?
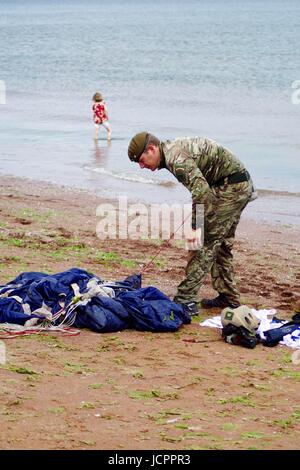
[0,0,300,224]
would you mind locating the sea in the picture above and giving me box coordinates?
[0,0,300,225]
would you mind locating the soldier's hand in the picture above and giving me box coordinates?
[185,227,202,251]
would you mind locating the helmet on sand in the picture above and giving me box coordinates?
[221,305,260,334]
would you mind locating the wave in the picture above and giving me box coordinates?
[85,166,300,196]
[85,166,176,187]
[257,189,300,198]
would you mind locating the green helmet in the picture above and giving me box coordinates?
[221,306,260,334]
[128,132,149,162]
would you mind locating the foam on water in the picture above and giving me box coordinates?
[85,166,176,187]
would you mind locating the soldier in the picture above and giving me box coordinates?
[127,132,254,316]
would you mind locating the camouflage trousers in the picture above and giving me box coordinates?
[174,181,253,304]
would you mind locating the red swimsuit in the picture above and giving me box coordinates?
[92,101,108,125]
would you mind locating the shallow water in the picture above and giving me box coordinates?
[0,0,299,224]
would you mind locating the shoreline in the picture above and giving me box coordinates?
[1,171,300,228]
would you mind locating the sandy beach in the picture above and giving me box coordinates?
[0,175,299,450]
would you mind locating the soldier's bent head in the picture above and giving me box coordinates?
[128,132,160,163]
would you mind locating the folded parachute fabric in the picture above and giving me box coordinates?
[117,287,191,332]
[0,268,95,325]
[0,268,188,333]
[73,296,131,333]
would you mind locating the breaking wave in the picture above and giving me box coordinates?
[85,166,176,187]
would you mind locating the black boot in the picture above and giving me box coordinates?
[181,301,200,318]
[201,294,241,309]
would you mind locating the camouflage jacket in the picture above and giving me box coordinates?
[160,137,246,217]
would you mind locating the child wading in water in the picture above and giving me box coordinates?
[92,92,111,141]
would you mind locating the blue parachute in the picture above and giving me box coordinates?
[0,268,190,332]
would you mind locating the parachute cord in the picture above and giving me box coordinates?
[141,212,191,274]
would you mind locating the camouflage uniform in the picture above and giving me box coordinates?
[159,137,253,305]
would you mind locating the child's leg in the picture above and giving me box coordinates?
[94,124,99,140]
[102,121,111,140]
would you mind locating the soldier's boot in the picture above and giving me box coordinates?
[181,301,200,318]
[201,293,240,309]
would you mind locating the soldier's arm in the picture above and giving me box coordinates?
[171,155,215,228]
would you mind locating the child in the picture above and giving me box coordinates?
[92,92,111,141]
